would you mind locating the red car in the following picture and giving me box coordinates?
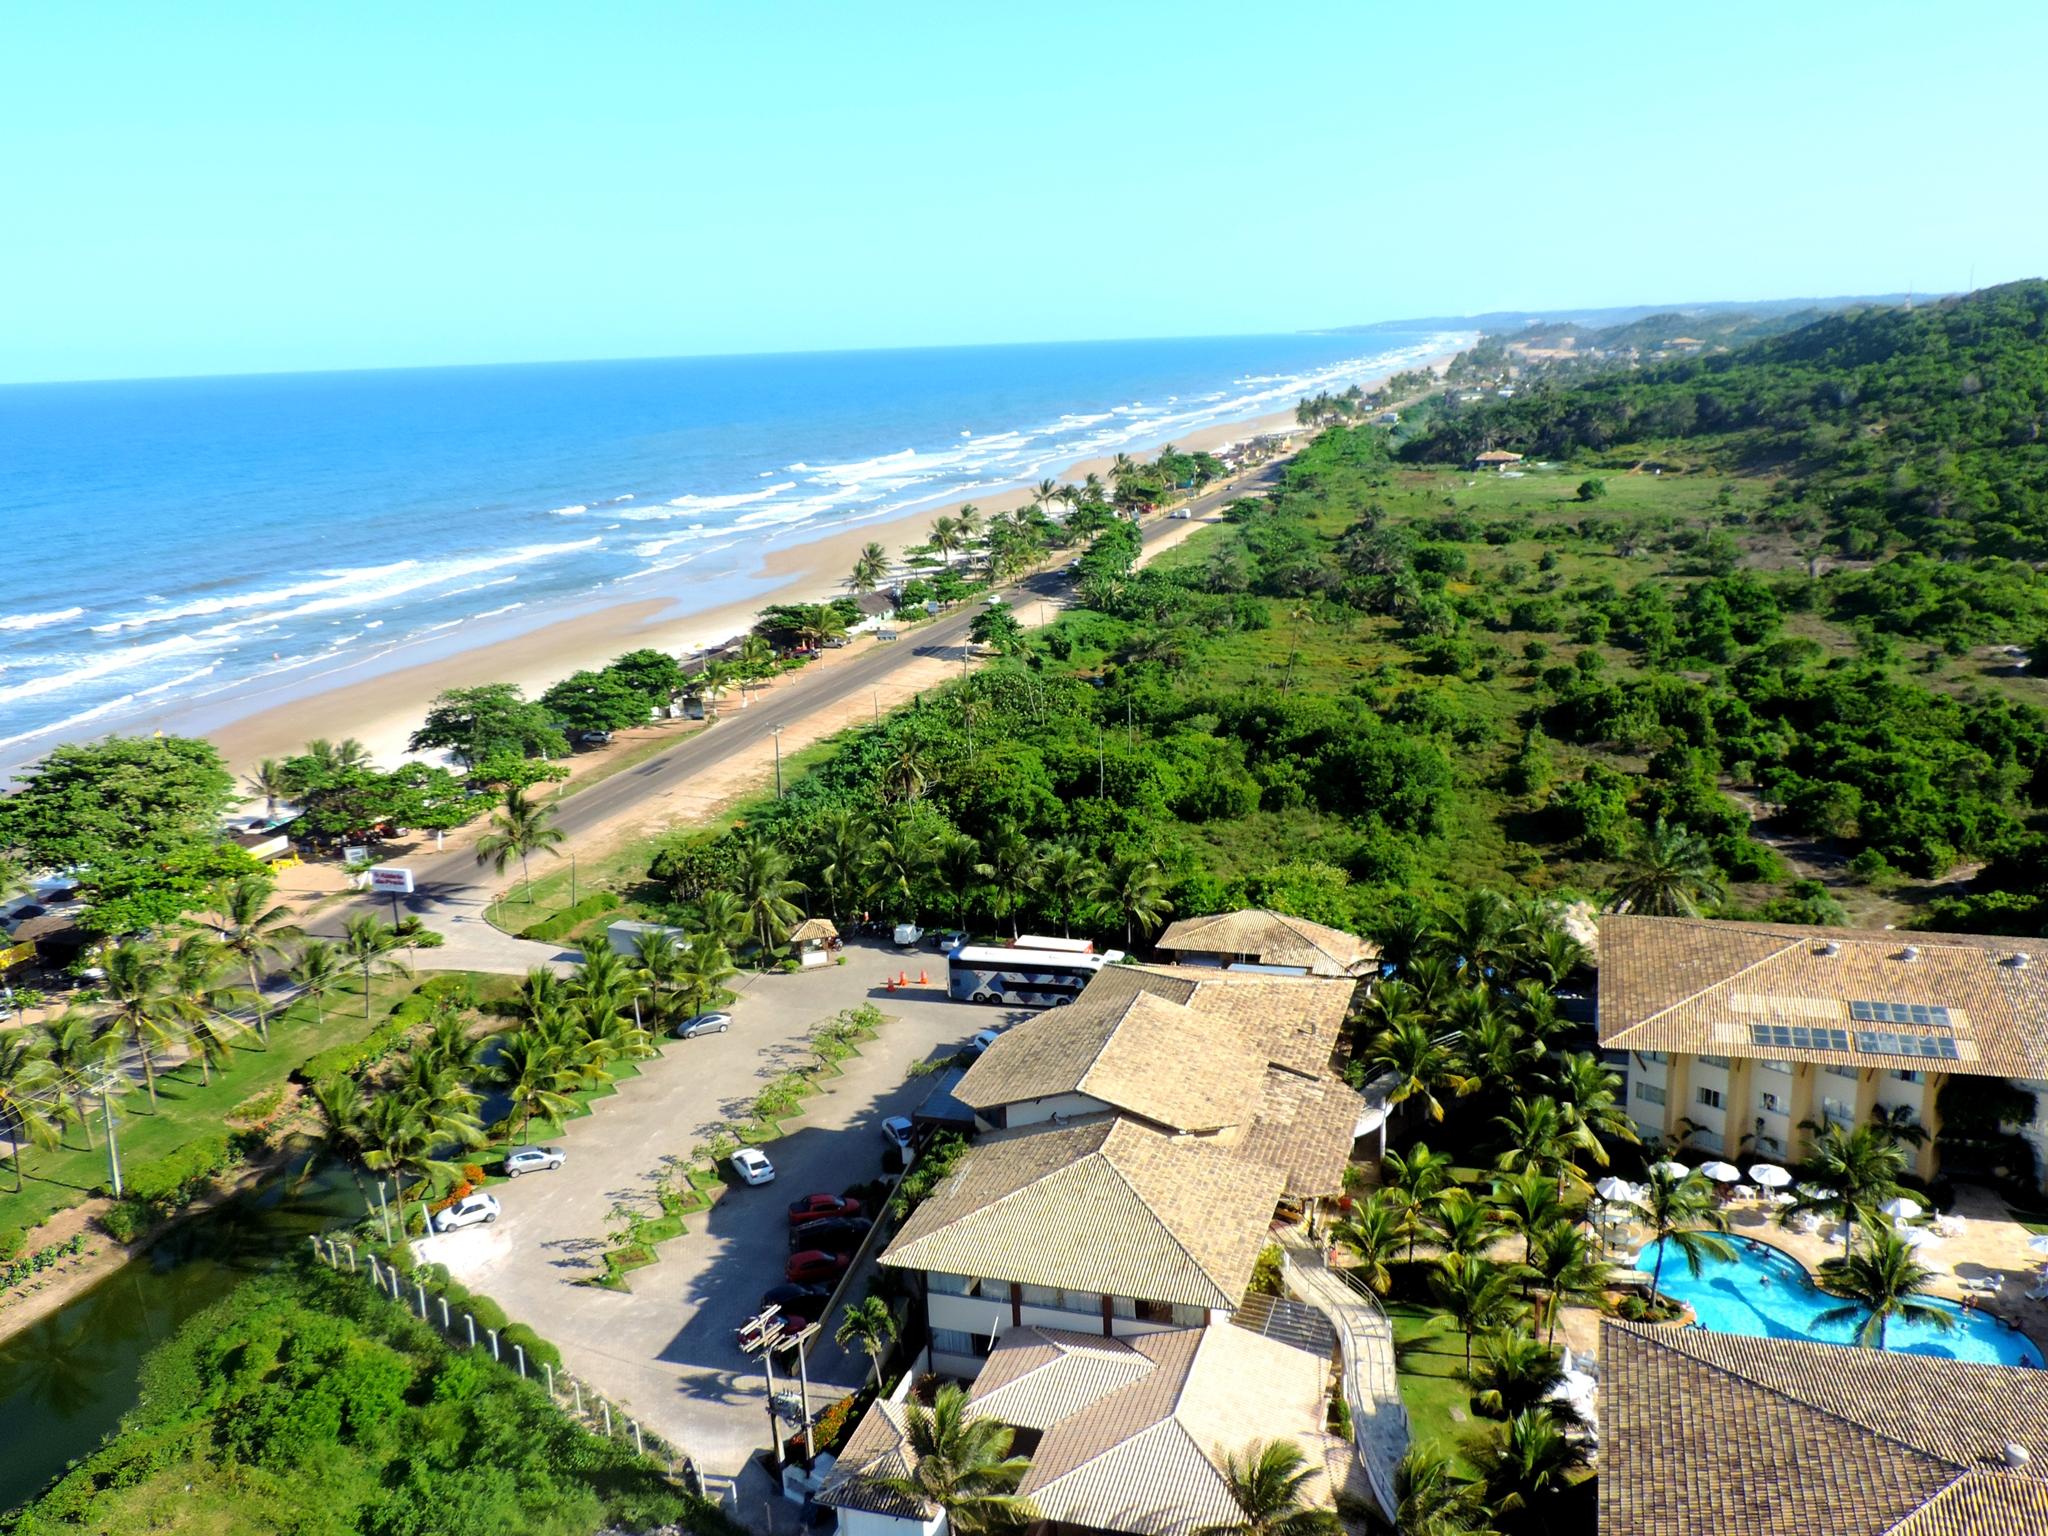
[788,1194,863,1226]
[786,1249,854,1284]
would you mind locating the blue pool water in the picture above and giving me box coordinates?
[1636,1236,2043,1367]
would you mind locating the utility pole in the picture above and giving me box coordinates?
[785,1321,820,1461]
[740,1306,787,1471]
[98,1072,123,1200]
[771,725,785,799]
[569,850,579,907]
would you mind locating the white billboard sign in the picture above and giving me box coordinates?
[368,866,416,894]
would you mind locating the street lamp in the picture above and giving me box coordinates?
[771,724,785,799]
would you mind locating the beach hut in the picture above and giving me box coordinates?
[788,917,840,968]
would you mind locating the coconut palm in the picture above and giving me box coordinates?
[289,939,347,1022]
[870,1383,1036,1536]
[300,736,372,774]
[37,1009,117,1149]
[868,814,937,921]
[935,831,985,930]
[1816,1223,1958,1351]
[491,1027,582,1137]
[691,659,739,719]
[1383,1142,1456,1260]
[1526,926,1589,989]
[207,873,302,1045]
[881,740,936,802]
[1430,1255,1523,1373]
[928,515,963,567]
[1546,1050,1636,1174]
[99,940,195,1109]
[1522,1220,1609,1345]
[1432,888,1515,978]
[974,825,1041,941]
[418,1004,481,1075]
[167,933,250,1086]
[473,785,565,903]
[1430,1189,1496,1261]
[1192,1439,1338,1536]
[1493,1096,1589,1189]
[340,913,401,1023]
[674,939,737,1018]
[814,810,873,923]
[732,836,806,957]
[310,1073,365,1157]
[1331,1189,1405,1295]
[849,541,891,595]
[835,1293,900,1391]
[1455,1003,1536,1103]
[1392,1444,1495,1536]
[1473,1332,1572,1421]
[244,758,292,816]
[0,1030,60,1193]
[1626,1167,1735,1308]
[1475,1409,1590,1519]
[631,929,688,1025]
[954,502,982,544]
[1369,1019,1472,1123]
[1487,1168,1564,1240]
[1101,853,1172,950]
[357,1092,470,1230]
[1033,842,1102,937]
[687,889,753,957]
[1797,1120,1909,1253]
[1609,817,1724,916]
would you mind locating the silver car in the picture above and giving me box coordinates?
[504,1145,566,1176]
[675,1011,733,1038]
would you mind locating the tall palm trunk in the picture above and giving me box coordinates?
[141,1049,159,1109]
[1649,1240,1668,1307]
[247,959,270,1046]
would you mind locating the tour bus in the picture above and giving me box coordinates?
[1014,935,1094,954]
[947,942,1127,1008]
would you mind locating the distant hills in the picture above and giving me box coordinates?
[1333,294,1929,346]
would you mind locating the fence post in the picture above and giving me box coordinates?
[573,1379,583,1414]
[488,1328,500,1362]
[440,1296,451,1330]
[466,1314,476,1349]
[308,1235,323,1264]
[544,1362,555,1398]
[602,1401,612,1437]
[514,1343,526,1378]
[416,1282,427,1318]
[344,1241,357,1272]
[633,1420,643,1456]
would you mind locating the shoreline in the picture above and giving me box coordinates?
[52,359,1451,778]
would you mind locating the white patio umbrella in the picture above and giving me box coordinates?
[1699,1160,1742,1183]
[1651,1160,1691,1179]
[1595,1175,1636,1204]
[2026,1234,2048,1256]
[1800,1184,1840,1202]
[1749,1164,1793,1189]
[1896,1224,1938,1250]
[1879,1195,1923,1221]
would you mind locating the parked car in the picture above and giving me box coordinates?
[732,1148,776,1186]
[786,1249,854,1284]
[761,1282,833,1313]
[432,1192,500,1232]
[788,1193,863,1226]
[892,922,923,947]
[1168,507,1192,520]
[675,1011,733,1039]
[880,1115,915,1153]
[967,1029,1001,1057]
[928,929,967,951]
[786,1216,871,1254]
[503,1145,566,1176]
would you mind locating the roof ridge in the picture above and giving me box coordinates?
[1616,1323,1975,1477]
[1096,1130,1229,1304]
[1026,1413,1191,1501]
[1074,991,1172,1097]
[1605,931,1809,1045]
[1267,909,1351,969]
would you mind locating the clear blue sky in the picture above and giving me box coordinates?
[5,1,2043,383]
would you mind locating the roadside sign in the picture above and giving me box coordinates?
[368,867,416,894]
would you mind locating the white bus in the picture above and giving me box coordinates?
[948,944,1126,1008]
[1015,935,1094,954]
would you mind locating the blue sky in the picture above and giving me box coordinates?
[5,1,2044,382]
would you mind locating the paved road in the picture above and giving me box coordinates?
[319,456,1289,946]
[419,941,988,1480]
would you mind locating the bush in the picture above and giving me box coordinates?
[0,1227,22,1263]
[116,1134,234,1206]
[98,1200,152,1243]
[501,1322,560,1370]
[517,890,622,942]
[227,1085,288,1126]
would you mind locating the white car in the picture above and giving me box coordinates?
[432,1192,500,1232]
[881,1116,915,1153]
[892,922,924,947]
[732,1148,776,1186]
[967,1029,1001,1057]
[503,1145,565,1176]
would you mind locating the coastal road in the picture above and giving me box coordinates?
[317,453,1290,951]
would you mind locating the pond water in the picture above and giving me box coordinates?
[0,1162,374,1513]
[1636,1234,2044,1367]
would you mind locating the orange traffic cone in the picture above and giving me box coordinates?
[884,975,897,992]
[898,970,909,987]
[918,969,929,986]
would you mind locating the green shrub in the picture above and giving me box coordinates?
[98,1200,151,1243]
[227,1085,288,1126]
[116,1135,234,1206]
[517,891,622,942]
[0,1226,23,1262]
[501,1322,560,1370]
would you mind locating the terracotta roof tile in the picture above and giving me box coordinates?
[1156,909,1379,977]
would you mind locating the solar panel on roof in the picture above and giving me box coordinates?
[1748,1024,1852,1052]
[1854,1030,1960,1060]
[1848,1001,1952,1029]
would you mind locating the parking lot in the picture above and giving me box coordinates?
[418,940,997,1483]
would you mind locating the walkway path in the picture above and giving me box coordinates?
[1277,1227,1407,1519]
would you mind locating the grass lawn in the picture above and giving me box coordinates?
[1387,1300,1492,1478]
[0,972,493,1237]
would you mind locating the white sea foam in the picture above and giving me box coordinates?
[548,504,589,516]
[0,607,84,633]
[473,602,525,620]
[0,631,216,709]
[90,562,421,634]
[665,482,795,510]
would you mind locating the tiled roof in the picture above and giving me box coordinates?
[787,917,838,944]
[1598,1321,2048,1536]
[1156,909,1379,977]
[965,1327,1154,1429]
[1596,916,2048,1077]
[816,1397,931,1518]
[879,1118,1285,1310]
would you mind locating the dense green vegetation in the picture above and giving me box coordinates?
[2,1264,713,1536]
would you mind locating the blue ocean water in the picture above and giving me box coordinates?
[0,329,1455,767]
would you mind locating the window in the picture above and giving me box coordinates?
[1759,1059,1791,1075]
[1110,1296,1138,1320]
[1750,1025,1853,1052]
[1850,1000,1952,1028]
[1700,1055,1731,1069]
[930,1328,984,1358]
[1135,1299,1176,1324]
[1855,1031,1960,1060]
[1760,1091,1785,1114]
[1170,1304,1209,1327]
[1019,1284,1098,1314]
[1635,1082,1666,1106]
[927,1272,980,1297]
[1690,1128,1724,1153]
[1636,1051,1668,1065]
[1826,1064,1860,1080]
[1756,1134,1781,1153]
[1894,1070,1926,1084]
[1696,1086,1723,1109]
[1822,1096,1854,1126]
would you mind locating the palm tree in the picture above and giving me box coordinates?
[491,1027,582,1137]
[1392,1444,1495,1536]
[1472,1332,1571,1421]
[954,502,982,544]
[1431,888,1515,978]
[311,1073,365,1158]
[936,831,985,931]
[849,541,890,594]
[1430,1190,1495,1261]
[1475,1409,1589,1521]
[357,1092,469,1231]
[340,914,401,1023]
[733,835,805,957]
[301,736,372,773]
[688,890,753,956]
[1798,1121,1909,1253]
[290,939,347,1023]
[1626,1167,1736,1307]
[835,1293,900,1390]
[1492,1097,1584,1189]
[928,515,963,566]
[868,814,937,921]
[244,758,292,816]
[38,1009,116,1149]
[1608,817,1724,916]
[814,810,873,923]
[1869,1103,1929,1149]
[881,740,936,802]
[1331,1190,1405,1295]
[974,825,1041,941]
[474,785,565,902]
[0,1030,60,1193]
[1487,1169,1564,1240]
[869,1384,1036,1536]
[99,940,194,1109]
[631,929,688,1027]
[168,933,249,1086]
[1192,1439,1338,1536]
[673,939,737,1017]
[1815,1224,1959,1351]
[691,659,739,719]
[207,874,301,1045]
[1522,1220,1609,1345]
[1369,1019,1471,1122]
[1546,1050,1637,1176]
[1430,1255,1523,1373]
[1101,853,1172,950]
[1383,1142,1456,1260]
[1033,842,1101,937]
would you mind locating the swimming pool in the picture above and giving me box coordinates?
[1634,1236,2044,1367]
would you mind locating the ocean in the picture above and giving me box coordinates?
[0,329,1456,770]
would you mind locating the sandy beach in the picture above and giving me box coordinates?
[123,367,1445,778]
